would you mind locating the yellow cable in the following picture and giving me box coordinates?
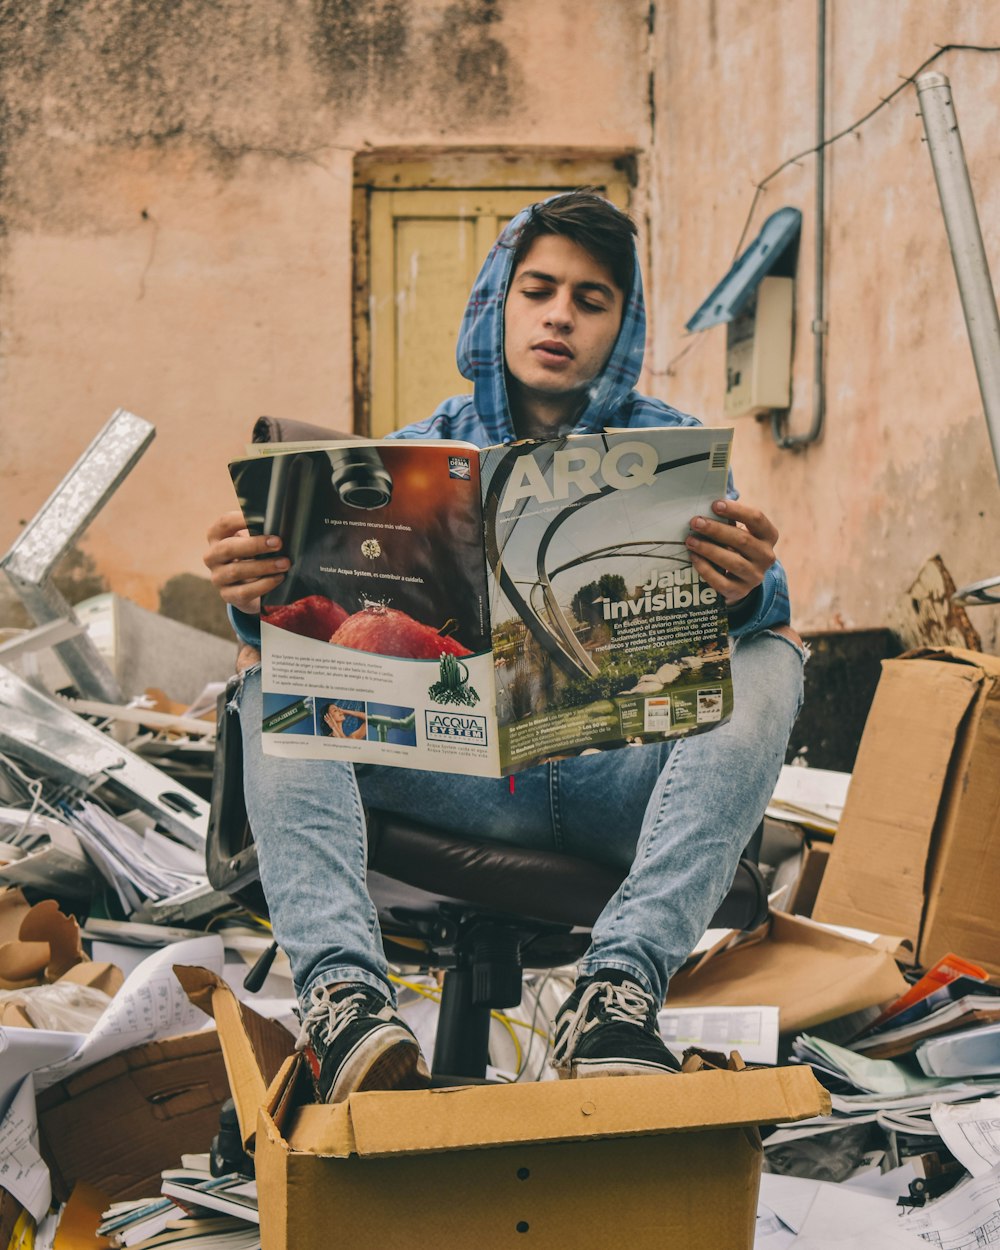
[388,973,556,1074]
[205,909,272,934]
[389,973,547,1035]
[389,973,441,1001]
[492,1009,523,1072]
[499,1015,552,1043]
[385,934,431,952]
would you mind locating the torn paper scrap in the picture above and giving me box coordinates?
[0,1076,51,1222]
[931,1096,1000,1178]
[32,934,224,1090]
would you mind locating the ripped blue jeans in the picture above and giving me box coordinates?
[235,629,805,1008]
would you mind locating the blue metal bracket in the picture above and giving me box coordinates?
[685,208,802,333]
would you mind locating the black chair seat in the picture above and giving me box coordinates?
[367,811,766,933]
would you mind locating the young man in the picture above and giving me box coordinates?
[204,190,805,1102]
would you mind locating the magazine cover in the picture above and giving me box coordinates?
[229,425,735,777]
[230,442,499,774]
[480,426,735,773]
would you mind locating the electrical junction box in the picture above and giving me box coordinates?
[724,275,794,418]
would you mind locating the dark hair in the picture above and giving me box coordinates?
[508,188,638,293]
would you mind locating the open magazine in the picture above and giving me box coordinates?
[229,425,735,777]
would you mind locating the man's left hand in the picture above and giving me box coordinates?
[685,499,779,608]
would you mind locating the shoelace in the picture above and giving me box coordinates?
[551,980,652,1065]
[294,987,385,1052]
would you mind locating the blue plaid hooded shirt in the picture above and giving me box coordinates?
[230,197,790,647]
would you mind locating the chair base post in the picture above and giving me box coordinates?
[432,966,492,1079]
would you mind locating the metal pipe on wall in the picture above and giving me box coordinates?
[916,71,1000,605]
[773,0,827,450]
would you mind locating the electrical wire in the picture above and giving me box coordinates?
[387,970,552,1079]
[0,752,73,834]
[204,908,272,933]
[732,42,1000,261]
[516,969,560,1081]
[661,41,1000,379]
[388,972,522,1072]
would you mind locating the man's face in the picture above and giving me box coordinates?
[503,233,625,403]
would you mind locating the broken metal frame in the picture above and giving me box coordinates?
[916,72,1000,606]
[0,408,156,697]
[0,654,208,851]
[0,618,88,666]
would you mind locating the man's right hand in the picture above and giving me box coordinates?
[203,511,290,615]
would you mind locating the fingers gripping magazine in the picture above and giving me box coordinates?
[229,426,735,777]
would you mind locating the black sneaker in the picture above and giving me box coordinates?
[294,982,430,1104]
[550,971,681,1079]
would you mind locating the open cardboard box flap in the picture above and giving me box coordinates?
[177,965,829,1162]
[174,964,297,1151]
[815,646,1000,973]
[815,650,983,941]
[331,1067,828,1157]
[903,646,1000,675]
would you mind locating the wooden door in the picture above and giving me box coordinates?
[361,173,630,436]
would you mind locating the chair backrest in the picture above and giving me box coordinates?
[252,415,357,444]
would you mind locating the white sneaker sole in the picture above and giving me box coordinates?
[556,1057,679,1080]
[327,1024,431,1103]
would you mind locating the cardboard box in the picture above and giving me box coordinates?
[666,911,908,1034]
[38,1003,294,1203]
[814,647,1000,976]
[785,840,831,918]
[37,1030,233,1202]
[177,966,828,1250]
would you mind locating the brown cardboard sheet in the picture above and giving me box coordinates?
[667,911,908,1034]
[37,1031,231,1202]
[815,648,1000,974]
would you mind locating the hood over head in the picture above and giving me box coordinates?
[455,194,647,444]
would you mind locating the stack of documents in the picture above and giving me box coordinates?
[765,765,851,836]
[852,981,1000,1061]
[62,800,207,914]
[843,954,1000,1080]
[98,1154,259,1249]
[754,950,1000,1248]
[756,1161,1000,1248]
[916,1022,1000,1078]
[791,1034,1000,1102]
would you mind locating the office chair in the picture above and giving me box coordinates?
[206,416,768,1081]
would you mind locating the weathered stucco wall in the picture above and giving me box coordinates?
[648,0,1000,650]
[2,0,998,653]
[0,0,650,631]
